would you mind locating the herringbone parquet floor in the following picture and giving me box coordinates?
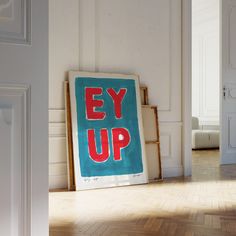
[49,150,236,236]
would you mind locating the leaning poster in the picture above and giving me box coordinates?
[69,71,148,190]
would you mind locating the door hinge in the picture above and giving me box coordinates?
[223,86,226,99]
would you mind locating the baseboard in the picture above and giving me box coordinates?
[49,175,68,190]
[162,166,183,178]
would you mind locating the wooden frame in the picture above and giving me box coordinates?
[142,105,162,180]
[140,86,149,105]
[64,81,75,191]
[68,71,148,190]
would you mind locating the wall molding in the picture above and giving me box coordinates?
[78,0,181,118]
[160,133,172,158]
[227,115,236,149]
[162,166,183,178]
[165,0,173,112]
[159,122,182,177]
[0,84,31,236]
[49,109,65,123]
[229,88,236,98]
[229,5,236,69]
[49,122,66,138]
[202,33,219,118]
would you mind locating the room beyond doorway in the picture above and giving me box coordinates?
[191,0,220,170]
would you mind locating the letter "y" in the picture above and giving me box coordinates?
[107,88,127,119]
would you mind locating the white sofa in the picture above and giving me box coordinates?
[192,117,219,149]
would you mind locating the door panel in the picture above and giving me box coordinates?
[221,0,236,164]
[0,0,48,235]
[0,108,12,236]
[0,88,29,236]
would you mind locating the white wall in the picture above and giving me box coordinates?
[49,0,182,189]
[192,0,220,127]
[49,0,79,189]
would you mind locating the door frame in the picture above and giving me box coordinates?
[182,0,192,176]
[182,0,222,175]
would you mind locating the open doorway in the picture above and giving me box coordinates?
[191,0,220,179]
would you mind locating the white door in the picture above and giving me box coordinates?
[221,0,236,164]
[0,0,48,235]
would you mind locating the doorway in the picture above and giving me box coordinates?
[191,0,220,178]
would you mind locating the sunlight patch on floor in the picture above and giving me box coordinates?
[49,179,236,225]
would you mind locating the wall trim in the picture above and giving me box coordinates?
[49,122,66,138]
[49,109,65,123]
[162,166,183,178]
[182,0,192,176]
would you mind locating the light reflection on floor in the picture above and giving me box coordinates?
[49,149,236,235]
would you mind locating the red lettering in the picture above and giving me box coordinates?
[112,128,131,161]
[85,88,105,120]
[88,129,109,162]
[107,88,127,119]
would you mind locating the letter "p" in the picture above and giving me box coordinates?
[112,128,131,161]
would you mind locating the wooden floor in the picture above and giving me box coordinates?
[49,150,236,236]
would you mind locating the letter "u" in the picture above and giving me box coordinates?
[87,129,109,162]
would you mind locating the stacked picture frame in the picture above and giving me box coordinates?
[139,86,162,182]
[142,105,162,181]
[65,74,162,191]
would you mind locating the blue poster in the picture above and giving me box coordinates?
[74,77,143,177]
